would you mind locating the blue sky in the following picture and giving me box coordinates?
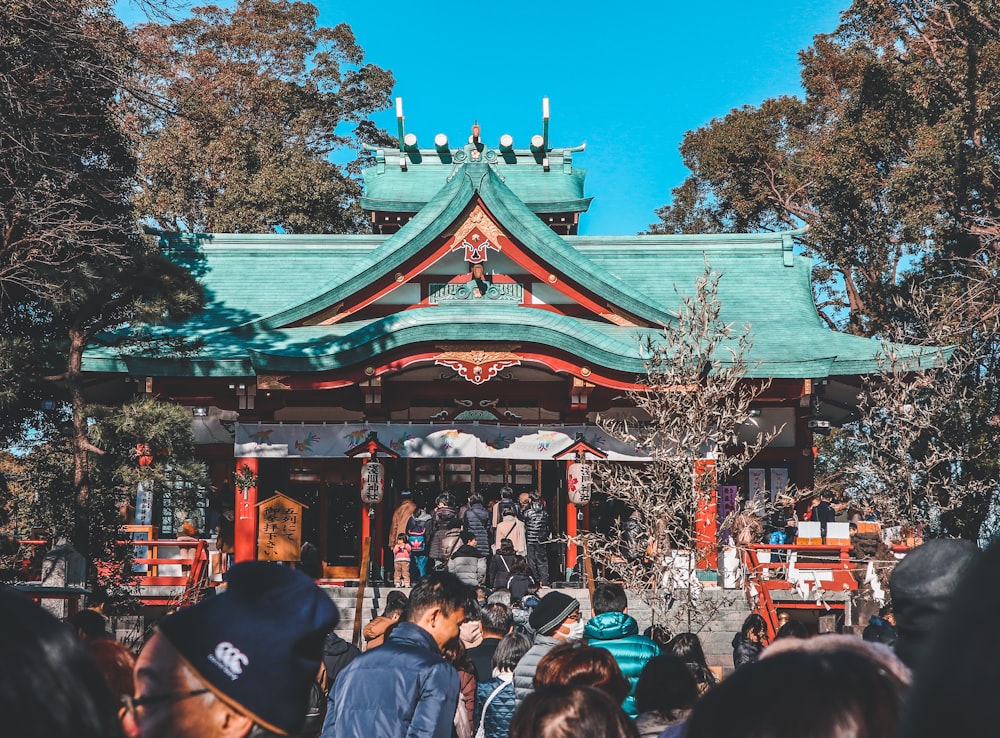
[117,0,848,235]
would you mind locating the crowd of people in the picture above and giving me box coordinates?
[1,531,996,738]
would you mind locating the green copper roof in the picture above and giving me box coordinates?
[249,163,677,330]
[83,161,946,383]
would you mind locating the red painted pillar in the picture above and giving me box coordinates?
[234,457,259,563]
[566,501,578,573]
[694,459,718,569]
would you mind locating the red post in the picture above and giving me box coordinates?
[234,457,259,563]
[566,500,578,573]
[694,459,718,569]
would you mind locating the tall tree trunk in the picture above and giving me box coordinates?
[68,327,91,565]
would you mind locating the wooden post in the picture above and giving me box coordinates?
[582,537,596,601]
[353,536,370,649]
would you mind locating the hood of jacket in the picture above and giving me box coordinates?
[583,611,639,641]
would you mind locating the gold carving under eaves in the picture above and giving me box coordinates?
[434,347,523,385]
[451,205,506,250]
[257,375,292,390]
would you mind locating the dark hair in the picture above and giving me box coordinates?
[68,609,109,640]
[493,631,533,672]
[645,624,673,648]
[499,538,515,554]
[591,583,628,614]
[406,571,471,621]
[0,589,125,738]
[533,644,630,705]
[460,529,476,544]
[740,613,767,638]
[440,636,475,675]
[384,590,409,617]
[469,493,483,505]
[685,647,907,738]
[667,632,709,667]
[511,555,529,575]
[775,620,809,640]
[480,603,513,636]
[510,685,639,738]
[634,654,699,718]
[435,493,454,508]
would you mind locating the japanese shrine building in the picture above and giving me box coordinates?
[81,110,939,579]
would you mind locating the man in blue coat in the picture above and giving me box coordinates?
[583,583,661,717]
[322,572,471,738]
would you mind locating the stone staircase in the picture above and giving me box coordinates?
[320,582,752,675]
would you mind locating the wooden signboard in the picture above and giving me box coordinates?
[256,492,307,562]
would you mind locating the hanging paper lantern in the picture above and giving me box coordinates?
[136,443,153,467]
[361,461,385,504]
[567,461,592,506]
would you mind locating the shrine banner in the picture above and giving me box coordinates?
[234,423,648,461]
[770,468,789,501]
[749,468,767,504]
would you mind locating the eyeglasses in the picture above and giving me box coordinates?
[120,689,210,717]
[566,610,582,622]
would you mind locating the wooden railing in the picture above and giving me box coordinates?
[741,542,858,639]
[16,536,214,605]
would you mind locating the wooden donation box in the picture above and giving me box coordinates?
[256,492,307,562]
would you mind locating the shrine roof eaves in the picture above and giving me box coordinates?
[81,301,948,381]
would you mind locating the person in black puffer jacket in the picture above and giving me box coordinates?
[427,494,462,569]
[522,495,552,586]
[474,632,532,738]
[463,494,493,559]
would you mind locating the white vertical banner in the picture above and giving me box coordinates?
[770,468,789,502]
[749,468,766,503]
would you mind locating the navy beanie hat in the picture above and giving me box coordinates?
[529,591,579,635]
[158,561,338,735]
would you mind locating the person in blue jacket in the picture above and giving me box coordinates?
[322,571,472,738]
[583,583,662,717]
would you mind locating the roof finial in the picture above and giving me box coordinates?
[471,120,481,144]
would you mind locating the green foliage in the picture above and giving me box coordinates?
[0,0,205,562]
[652,0,1000,537]
[17,398,209,594]
[125,0,395,233]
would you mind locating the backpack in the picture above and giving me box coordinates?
[406,515,427,552]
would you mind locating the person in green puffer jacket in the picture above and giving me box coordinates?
[584,583,662,717]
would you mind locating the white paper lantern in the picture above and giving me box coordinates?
[567,462,592,506]
[361,461,385,504]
